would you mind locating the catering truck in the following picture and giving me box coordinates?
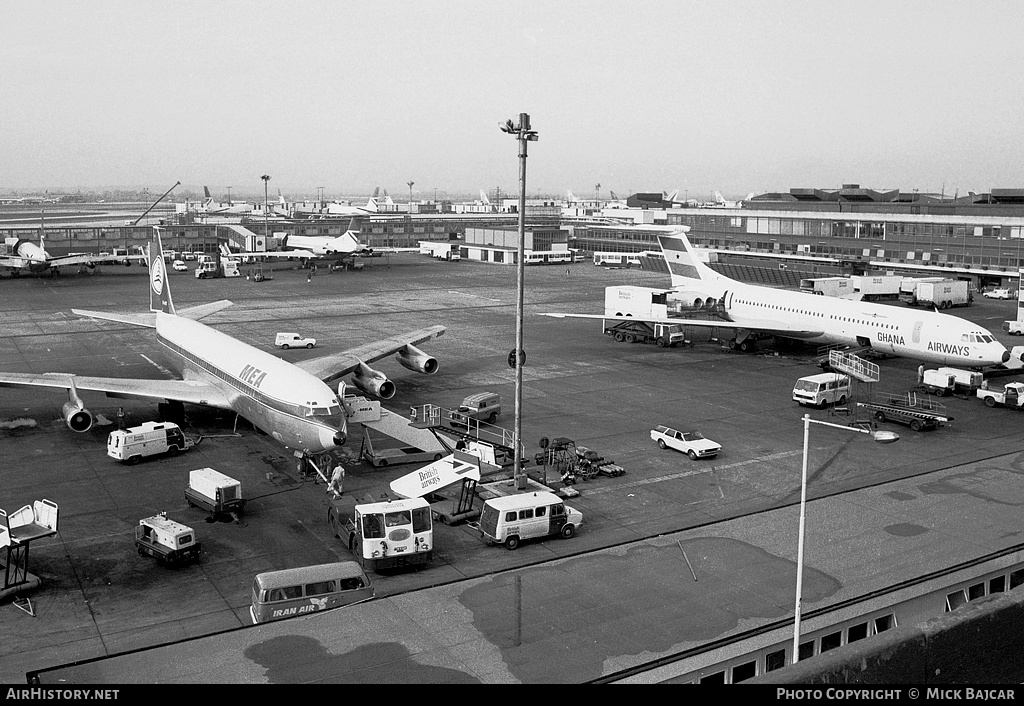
[902,278,971,309]
[107,422,192,464]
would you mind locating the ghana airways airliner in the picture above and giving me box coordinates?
[544,228,1011,368]
[0,228,445,457]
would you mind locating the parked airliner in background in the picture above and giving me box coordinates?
[712,191,756,208]
[0,228,445,462]
[543,228,1011,368]
[1,234,144,275]
[198,186,254,216]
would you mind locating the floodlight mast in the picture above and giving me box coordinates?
[500,113,538,490]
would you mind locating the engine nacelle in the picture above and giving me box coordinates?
[62,401,93,433]
[672,292,719,310]
[351,362,396,399]
[395,344,438,375]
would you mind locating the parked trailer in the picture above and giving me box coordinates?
[844,275,900,301]
[903,278,971,309]
[799,277,853,298]
[603,319,686,347]
[857,392,951,432]
[921,367,984,396]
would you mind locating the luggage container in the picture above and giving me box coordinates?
[185,468,245,514]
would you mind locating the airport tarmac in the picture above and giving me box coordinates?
[2,255,1023,683]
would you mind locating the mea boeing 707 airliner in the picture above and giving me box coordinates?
[544,228,1011,368]
[0,228,444,458]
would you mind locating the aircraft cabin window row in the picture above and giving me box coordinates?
[734,299,898,329]
[161,336,341,423]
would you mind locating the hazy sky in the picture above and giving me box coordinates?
[3,0,1023,200]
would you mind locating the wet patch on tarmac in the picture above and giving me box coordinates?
[458,537,841,682]
[243,635,480,683]
[883,522,929,537]
[885,491,915,501]
[918,470,1023,506]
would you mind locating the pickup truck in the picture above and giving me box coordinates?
[977,382,1024,409]
[275,332,316,349]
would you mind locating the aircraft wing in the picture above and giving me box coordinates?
[231,250,318,259]
[72,308,156,328]
[538,312,823,339]
[176,300,234,321]
[52,253,148,267]
[0,372,233,408]
[294,325,446,384]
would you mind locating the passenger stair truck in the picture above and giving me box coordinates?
[0,499,58,615]
[345,394,447,468]
[603,286,687,347]
[977,382,1024,409]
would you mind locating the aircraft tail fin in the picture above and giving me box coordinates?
[664,189,679,203]
[657,228,723,287]
[714,191,726,205]
[149,228,175,315]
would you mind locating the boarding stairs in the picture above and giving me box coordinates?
[1,499,59,616]
[409,404,521,463]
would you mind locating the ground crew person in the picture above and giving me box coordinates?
[327,465,345,498]
[117,407,126,430]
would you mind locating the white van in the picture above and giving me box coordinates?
[477,491,582,550]
[793,373,852,408]
[107,421,191,464]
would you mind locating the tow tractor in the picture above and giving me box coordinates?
[604,320,686,347]
[135,513,201,566]
[857,391,951,432]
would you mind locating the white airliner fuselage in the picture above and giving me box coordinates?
[657,232,1010,367]
[155,313,347,452]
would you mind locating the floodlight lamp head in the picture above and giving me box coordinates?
[500,119,516,134]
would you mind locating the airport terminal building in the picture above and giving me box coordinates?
[568,185,1024,289]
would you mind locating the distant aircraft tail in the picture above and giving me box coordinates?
[567,190,577,202]
[657,228,723,287]
[714,191,726,205]
[149,228,175,315]
[664,189,679,203]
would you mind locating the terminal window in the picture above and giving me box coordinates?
[731,661,756,683]
[820,631,842,653]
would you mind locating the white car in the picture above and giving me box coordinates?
[983,289,1013,300]
[650,425,721,460]
[171,260,187,272]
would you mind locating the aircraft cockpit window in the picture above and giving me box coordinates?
[980,334,994,343]
[962,334,970,342]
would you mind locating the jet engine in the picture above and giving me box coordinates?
[62,390,93,432]
[672,292,719,311]
[351,361,396,399]
[395,344,439,375]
